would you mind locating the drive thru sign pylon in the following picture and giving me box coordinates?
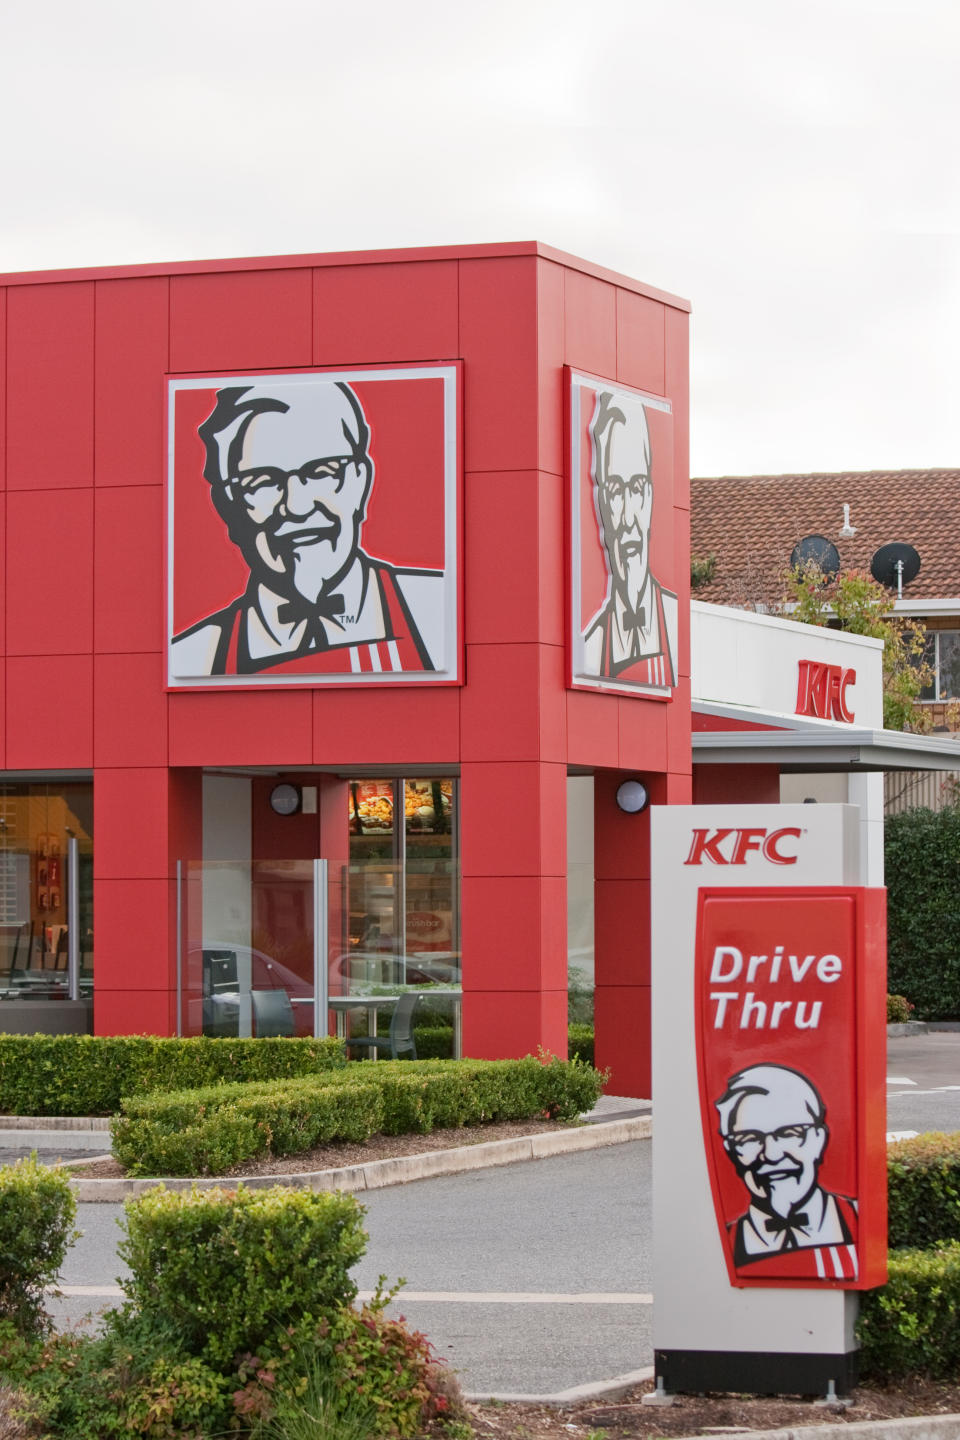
[650,805,887,1396]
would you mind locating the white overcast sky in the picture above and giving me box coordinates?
[2,0,957,478]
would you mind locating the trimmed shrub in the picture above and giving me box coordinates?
[858,1240,960,1379]
[111,1076,384,1176]
[111,1054,605,1175]
[568,1022,594,1067]
[886,807,960,1019]
[887,993,915,1023]
[119,1184,367,1368]
[0,1033,346,1117]
[0,1157,77,1336]
[888,1132,960,1249]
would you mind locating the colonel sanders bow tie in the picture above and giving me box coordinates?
[276,593,346,650]
[764,1211,809,1247]
[621,606,646,632]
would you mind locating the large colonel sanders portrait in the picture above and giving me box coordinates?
[569,372,678,697]
[167,367,459,687]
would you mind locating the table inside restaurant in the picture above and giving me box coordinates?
[327,989,463,1058]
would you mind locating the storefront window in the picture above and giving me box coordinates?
[0,781,93,1009]
[344,778,460,1036]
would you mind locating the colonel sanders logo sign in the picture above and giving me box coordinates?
[696,887,875,1288]
[167,366,459,687]
[568,372,678,697]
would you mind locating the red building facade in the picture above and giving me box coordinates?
[0,241,690,1097]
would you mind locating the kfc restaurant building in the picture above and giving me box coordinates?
[0,240,952,1098]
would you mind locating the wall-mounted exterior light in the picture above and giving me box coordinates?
[616,779,649,814]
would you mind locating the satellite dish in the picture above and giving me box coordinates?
[789,534,841,579]
[871,542,921,597]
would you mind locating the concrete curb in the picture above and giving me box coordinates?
[68,1114,652,1203]
[465,1365,655,1404]
[663,1418,960,1440]
[0,1115,110,1130]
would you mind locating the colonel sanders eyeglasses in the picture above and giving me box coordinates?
[725,1123,819,1162]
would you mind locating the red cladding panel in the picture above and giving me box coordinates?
[314,261,458,364]
[94,488,164,653]
[595,879,651,986]
[617,698,668,773]
[564,268,617,378]
[169,690,313,767]
[617,290,666,396]
[464,471,563,646]
[462,987,567,1061]
[666,769,693,804]
[94,653,168,768]
[665,306,690,510]
[0,288,6,489]
[537,260,565,476]
[95,988,176,1036]
[594,984,651,1097]
[169,268,312,372]
[93,880,174,987]
[460,761,565,877]
[566,690,620,769]
[6,656,92,768]
[459,257,539,473]
[6,283,94,490]
[95,277,168,487]
[94,769,174,879]
[0,502,6,655]
[6,490,93,655]
[665,677,692,777]
[594,772,651,880]
[461,643,565,763]
[672,510,691,679]
[460,875,566,992]
[312,688,460,767]
[693,764,781,806]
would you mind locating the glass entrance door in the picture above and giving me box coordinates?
[177,858,331,1039]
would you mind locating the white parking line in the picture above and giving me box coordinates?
[363,1291,654,1305]
[887,1076,916,1085]
[53,1286,653,1306]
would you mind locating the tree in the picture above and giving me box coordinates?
[783,564,938,733]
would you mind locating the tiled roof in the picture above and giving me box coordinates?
[690,469,960,606]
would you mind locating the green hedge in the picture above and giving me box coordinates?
[0,1156,77,1336]
[859,1240,960,1379]
[888,1132,960,1249]
[112,1077,385,1176]
[120,1184,367,1368]
[886,807,960,1019]
[0,1033,346,1116]
[111,1055,606,1176]
[0,1172,458,1439]
[568,1022,594,1067]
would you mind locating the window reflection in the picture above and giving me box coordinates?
[0,782,93,1003]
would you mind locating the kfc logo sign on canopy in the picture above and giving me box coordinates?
[685,827,802,866]
[796,661,856,723]
[695,887,886,1289]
